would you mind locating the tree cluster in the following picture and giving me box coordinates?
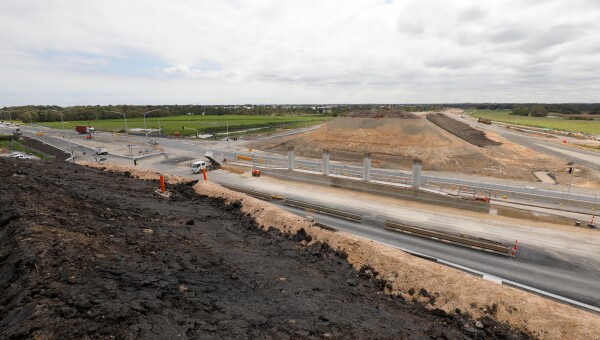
[511,104,548,117]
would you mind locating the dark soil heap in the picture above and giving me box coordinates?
[19,137,70,161]
[0,158,527,339]
[426,113,502,148]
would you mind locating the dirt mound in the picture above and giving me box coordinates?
[250,116,581,182]
[344,109,418,119]
[0,158,526,339]
[252,117,493,171]
[427,113,502,148]
[20,136,70,161]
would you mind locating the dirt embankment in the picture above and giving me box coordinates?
[193,180,600,340]
[0,158,527,339]
[426,113,502,148]
[343,109,418,119]
[11,136,70,161]
[250,113,595,184]
[81,162,600,339]
[250,117,492,171]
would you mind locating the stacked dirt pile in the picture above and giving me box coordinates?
[252,116,495,171]
[250,112,581,181]
[0,158,526,339]
[344,109,418,119]
[426,113,502,148]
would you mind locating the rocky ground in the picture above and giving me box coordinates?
[0,158,528,339]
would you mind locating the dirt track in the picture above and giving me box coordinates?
[0,158,527,339]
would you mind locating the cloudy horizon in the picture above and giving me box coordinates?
[1,0,599,106]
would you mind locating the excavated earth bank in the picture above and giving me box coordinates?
[0,158,528,339]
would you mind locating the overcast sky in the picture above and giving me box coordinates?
[1,0,599,105]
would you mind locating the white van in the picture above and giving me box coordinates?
[190,160,207,174]
[94,147,108,155]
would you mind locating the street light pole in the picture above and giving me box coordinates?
[48,109,66,130]
[142,109,161,130]
[107,111,128,137]
[182,126,199,138]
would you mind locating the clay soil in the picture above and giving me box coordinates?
[0,158,527,339]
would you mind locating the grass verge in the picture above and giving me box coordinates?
[468,110,600,135]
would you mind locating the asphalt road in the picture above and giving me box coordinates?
[208,173,600,309]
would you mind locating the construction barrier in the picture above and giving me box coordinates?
[221,184,272,201]
[159,175,165,193]
[236,155,253,161]
[283,198,363,222]
[385,220,514,257]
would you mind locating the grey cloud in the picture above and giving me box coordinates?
[396,10,426,36]
[517,24,583,53]
[489,28,527,44]
[457,6,487,22]
[424,56,477,70]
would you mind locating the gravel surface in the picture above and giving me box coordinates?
[0,158,528,339]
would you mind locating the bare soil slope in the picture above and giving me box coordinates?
[251,115,582,182]
[252,117,499,171]
[0,158,526,339]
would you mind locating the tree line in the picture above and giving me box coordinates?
[1,103,599,123]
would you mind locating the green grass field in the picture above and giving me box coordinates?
[36,115,330,136]
[468,110,600,135]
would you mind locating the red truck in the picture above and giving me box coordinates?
[75,126,95,134]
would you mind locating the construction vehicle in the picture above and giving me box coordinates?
[75,125,95,134]
[252,169,261,177]
[190,160,207,174]
[203,151,221,170]
[474,195,490,203]
[477,118,492,125]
